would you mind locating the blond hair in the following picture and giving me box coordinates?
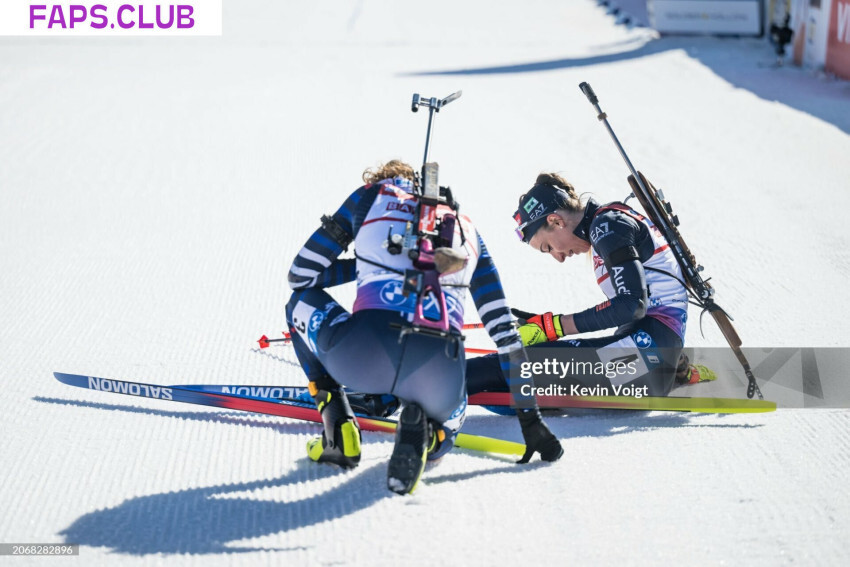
[362,160,415,184]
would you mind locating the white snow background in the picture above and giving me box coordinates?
[1,1,849,565]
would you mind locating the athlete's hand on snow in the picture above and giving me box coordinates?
[516,408,563,464]
[511,308,564,346]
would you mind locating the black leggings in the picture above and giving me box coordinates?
[466,316,683,398]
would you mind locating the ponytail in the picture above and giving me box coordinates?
[535,173,583,214]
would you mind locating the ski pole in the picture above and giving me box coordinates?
[257,334,290,349]
[258,322,487,349]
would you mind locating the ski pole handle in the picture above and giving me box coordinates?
[579,82,598,104]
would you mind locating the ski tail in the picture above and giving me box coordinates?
[469,392,776,413]
[53,372,525,457]
[172,383,776,413]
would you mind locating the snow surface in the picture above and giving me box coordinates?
[2,1,850,565]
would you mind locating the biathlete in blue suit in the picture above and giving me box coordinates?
[285,161,562,494]
[466,173,715,399]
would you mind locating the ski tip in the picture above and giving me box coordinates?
[53,372,79,385]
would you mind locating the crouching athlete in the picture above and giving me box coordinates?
[285,161,563,495]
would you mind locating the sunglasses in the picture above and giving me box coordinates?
[513,212,529,241]
[514,211,587,243]
[513,215,548,243]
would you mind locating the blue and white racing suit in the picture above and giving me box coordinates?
[286,177,535,433]
[467,199,689,397]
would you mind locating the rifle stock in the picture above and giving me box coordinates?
[710,308,742,349]
[627,172,762,399]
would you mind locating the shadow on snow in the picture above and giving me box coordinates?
[406,36,850,135]
[37,396,762,555]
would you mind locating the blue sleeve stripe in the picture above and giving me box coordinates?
[479,310,504,327]
[335,202,355,230]
[311,231,340,253]
[292,255,328,274]
[472,263,497,280]
[307,259,358,289]
[469,232,517,347]
[471,281,501,301]
[495,335,521,349]
[352,185,380,234]
[471,230,537,409]
[333,184,374,234]
[288,185,370,291]
[477,234,489,256]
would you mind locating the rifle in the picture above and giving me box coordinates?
[384,92,468,350]
[579,82,763,400]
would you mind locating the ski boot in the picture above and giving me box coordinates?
[348,393,400,418]
[387,403,431,494]
[426,420,455,462]
[675,354,718,385]
[297,389,399,419]
[306,382,361,469]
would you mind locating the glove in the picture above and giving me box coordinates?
[516,408,564,464]
[511,308,564,346]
